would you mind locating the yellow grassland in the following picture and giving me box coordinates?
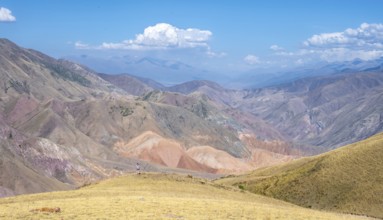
[0,173,375,219]
[217,132,383,219]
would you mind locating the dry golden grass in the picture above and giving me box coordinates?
[0,173,375,219]
[217,132,383,219]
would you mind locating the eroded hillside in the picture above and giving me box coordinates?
[1,38,383,197]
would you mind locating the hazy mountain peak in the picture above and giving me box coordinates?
[167,80,225,94]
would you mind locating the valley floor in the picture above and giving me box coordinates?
[0,173,375,219]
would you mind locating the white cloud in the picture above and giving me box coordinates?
[82,23,213,50]
[244,54,261,65]
[271,23,383,64]
[0,7,16,22]
[270,45,284,51]
[304,23,383,50]
[295,59,304,65]
[302,23,383,62]
[74,41,89,49]
[206,47,227,57]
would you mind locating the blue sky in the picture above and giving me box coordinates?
[1,0,383,75]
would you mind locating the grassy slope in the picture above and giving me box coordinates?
[217,132,383,219]
[0,173,373,220]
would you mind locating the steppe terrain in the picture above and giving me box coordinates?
[218,132,383,219]
[0,173,375,220]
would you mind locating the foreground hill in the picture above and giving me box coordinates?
[0,173,373,220]
[218,132,383,219]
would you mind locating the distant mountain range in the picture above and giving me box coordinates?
[68,52,383,89]
[68,54,216,85]
[1,38,383,197]
[236,57,383,88]
[101,69,383,152]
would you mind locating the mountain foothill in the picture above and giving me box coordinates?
[1,37,382,210]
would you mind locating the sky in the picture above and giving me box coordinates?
[1,0,383,77]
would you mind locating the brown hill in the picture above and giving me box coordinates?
[167,80,226,94]
[0,120,72,197]
[1,38,269,196]
[114,131,216,173]
[2,37,383,198]
[153,71,383,154]
[187,146,252,173]
[238,72,383,152]
[97,73,156,96]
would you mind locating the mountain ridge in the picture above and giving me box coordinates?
[1,39,267,196]
[1,38,383,198]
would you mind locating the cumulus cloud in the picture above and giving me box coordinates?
[74,41,89,49]
[244,54,261,65]
[272,23,383,64]
[303,23,383,61]
[295,59,304,65]
[0,7,16,22]
[206,47,227,57]
[304,23,383,50]
[80,23,213,50]
[270,44,284,51]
